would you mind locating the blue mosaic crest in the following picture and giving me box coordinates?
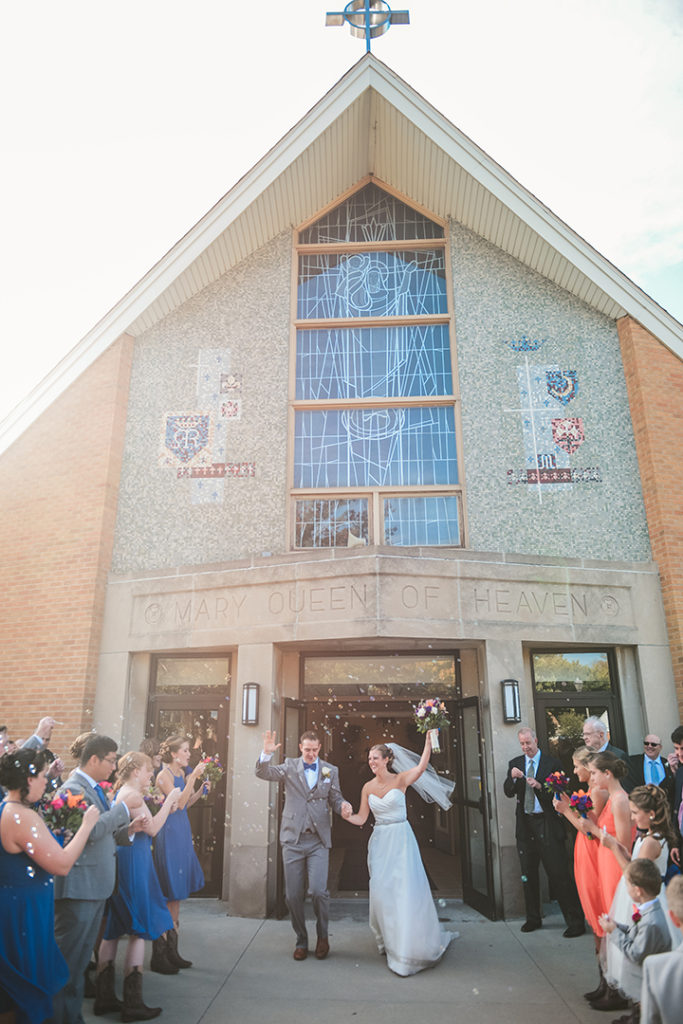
[164,414,211,464]
[546,369,578,405]
[504,335,547,352]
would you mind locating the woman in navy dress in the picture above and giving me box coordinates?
[0,749,99,1024]
[152,736,207,970]
[97,751,180,1020]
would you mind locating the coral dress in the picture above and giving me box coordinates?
[573,811,604,936]
[0,802,69,1024]
[596,797,635,921]
[152,773,204,900]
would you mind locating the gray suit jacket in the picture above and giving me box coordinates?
[255,756,345,848]
[53,770,131,901]
[641,944,683,1024]
[613,899,672,965]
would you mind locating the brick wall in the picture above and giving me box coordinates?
[618,316,683,709]
[0,335,134,755]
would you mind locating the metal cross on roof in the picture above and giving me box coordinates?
[326,1,410,53]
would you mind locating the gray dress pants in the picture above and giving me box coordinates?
[282,831,330,947]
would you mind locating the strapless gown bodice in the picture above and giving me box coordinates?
[369,788,407,825]
[366,787,451,976]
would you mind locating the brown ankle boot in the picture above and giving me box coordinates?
[165,929,192,969]
[589,985,629,1012]
[149,935,178,975]
[93,962,122,1015]
[121,968,161,1023]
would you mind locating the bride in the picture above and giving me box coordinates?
[345,731,453,976]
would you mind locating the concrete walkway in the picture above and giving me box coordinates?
[84,899,605,1024]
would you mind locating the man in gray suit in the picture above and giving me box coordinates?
[52,734,141,1024]
[582,715,635,792]
[641,875,683,1024]
[256,729,351,961]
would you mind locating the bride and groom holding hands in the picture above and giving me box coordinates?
[255,727,454,976]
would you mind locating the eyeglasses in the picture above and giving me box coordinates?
[643,742,660,748]
[101,755,118,766]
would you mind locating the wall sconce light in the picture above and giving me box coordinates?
[501,679,521,724]
[241,682,260,726]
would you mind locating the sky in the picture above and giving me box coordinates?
[1,0,682,427]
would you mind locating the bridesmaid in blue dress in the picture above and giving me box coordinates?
[97,751,180,1021]
[152,736,207,970]
[0,749,99,1024]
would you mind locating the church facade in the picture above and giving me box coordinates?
[2,55,682,920]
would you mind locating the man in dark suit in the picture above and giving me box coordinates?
[504,727,585,937]
[668,726,683,821]
[628,733,674,797]
[582,715,635,792]
[256,729,351,960]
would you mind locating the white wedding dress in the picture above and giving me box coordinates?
[368,788,452,976]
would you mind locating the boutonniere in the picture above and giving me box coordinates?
[632,910,642,923]
[321,766,331,779]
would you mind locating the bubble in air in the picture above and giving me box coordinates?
[26,842,34,854]
[26,866,36,878]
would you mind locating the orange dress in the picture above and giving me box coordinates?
[573,826,603,936]
[595,797,635,924]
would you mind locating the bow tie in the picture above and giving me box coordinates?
[303,762,318,772]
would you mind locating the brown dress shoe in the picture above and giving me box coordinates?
[315,938,330,960]
[293,947,308,961]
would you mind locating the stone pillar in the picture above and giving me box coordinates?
[227,642,279,917]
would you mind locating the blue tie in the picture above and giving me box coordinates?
[303,762,317,772]
[94,784,109,810]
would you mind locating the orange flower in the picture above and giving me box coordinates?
[66,790,84,808]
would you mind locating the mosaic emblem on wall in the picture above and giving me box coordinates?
[546,370,578,405]
[220,373,242,392]
[551,417,585,455]
[503,335,547,352]
[220,400,242,420]
[159,413,213,468]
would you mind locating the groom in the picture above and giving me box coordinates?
[256,729,352,960]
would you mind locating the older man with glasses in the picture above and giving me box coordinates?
[581,716,635,792]
[628,734,675,796]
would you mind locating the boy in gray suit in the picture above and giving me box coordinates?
[641,875,683,1024]
[52,734,142,1024]
[600,858,673,1024]
[256,729,351,961]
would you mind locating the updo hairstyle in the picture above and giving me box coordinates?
[370,744,395,770]
[69,732,95,762]
[0,748,48,803]
[572,746,593,769]
[114,751,153,792]
[629,784,678,848]
[589,751,628,778]
[159,734,190,764]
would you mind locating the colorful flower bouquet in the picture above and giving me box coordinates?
[413,698,450,752]
[200,754,224,796]
[40,790,88,845]
[543,770,571,797]
[99,780,114,803]
[570,790,595,839]
[143,785,165,816]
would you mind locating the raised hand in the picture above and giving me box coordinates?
[262,730,281,756]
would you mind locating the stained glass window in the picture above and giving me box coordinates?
[297,250,447,319]
[296,325,453,401]
[295,407,458,488]
[299,182,444,244]
[292,183,462,549]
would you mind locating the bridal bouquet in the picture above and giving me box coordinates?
[40,790,88,845]
[200,754,224,797]
[543,770,571,797]
[413,698,450,752]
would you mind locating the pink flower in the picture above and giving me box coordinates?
[51,797,65,810]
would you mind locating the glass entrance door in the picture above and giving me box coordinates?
[146,655,231,898]
[453,697,496,919]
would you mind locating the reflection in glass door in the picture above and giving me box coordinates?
[453,698,495,919]
[147,655,231,898]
